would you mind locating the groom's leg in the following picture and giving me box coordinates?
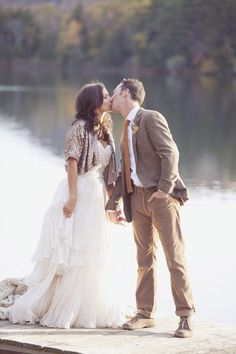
[131,188,158,319]
[150,195,195,317]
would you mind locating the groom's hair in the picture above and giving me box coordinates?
[120,78,145,105]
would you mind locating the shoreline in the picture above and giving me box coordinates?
[1,59,236,79]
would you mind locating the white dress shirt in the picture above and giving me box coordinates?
[126,106,143,187]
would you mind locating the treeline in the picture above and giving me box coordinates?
[1,0,236,74]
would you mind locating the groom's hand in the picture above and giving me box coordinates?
[108,210,127,225]
[148,190,168,202]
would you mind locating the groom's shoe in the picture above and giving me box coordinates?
[122,313,155,330]
[174,316,193,338]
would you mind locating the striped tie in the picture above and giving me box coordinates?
[122,120,133,193]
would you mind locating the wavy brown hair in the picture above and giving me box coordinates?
[73,82,112,143]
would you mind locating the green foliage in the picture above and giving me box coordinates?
[1,0,236,73]
[0,7,41,59]
[31,4,61,59]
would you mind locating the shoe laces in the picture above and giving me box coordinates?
[179,316,191,330]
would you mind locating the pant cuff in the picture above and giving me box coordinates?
[137,308,156,319]
[176,308,195,317]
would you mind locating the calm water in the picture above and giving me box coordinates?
[0,71,236,326]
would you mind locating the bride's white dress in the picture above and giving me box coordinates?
[2,140,124,329]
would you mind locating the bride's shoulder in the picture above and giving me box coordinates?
[66,119,86,138]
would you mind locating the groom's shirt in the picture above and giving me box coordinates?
[126,106,143,187]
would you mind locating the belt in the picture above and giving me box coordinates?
[132,184,157,193]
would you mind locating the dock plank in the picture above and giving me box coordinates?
[1,317,236,354]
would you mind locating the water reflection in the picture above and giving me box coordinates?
[143,75,236,188]
[0,74,235,189]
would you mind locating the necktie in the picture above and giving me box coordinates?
[122,120,133,193]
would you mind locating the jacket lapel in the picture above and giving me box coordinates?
[132,108,143,161]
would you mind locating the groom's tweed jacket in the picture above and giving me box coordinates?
[105,108,188,222]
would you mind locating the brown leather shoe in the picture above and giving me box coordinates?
[174,316,193,338]
[122,313,156,330]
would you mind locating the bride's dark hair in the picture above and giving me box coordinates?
[73,82,112,142]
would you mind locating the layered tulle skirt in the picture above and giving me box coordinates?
[7,166,124,329]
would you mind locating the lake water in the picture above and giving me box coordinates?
[0,71,236,326]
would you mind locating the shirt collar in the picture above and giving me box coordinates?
[126,106,140,122]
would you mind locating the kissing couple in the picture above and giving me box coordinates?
[0,78,195,338]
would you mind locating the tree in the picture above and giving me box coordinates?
[0,7,41,60]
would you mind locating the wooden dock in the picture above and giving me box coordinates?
[1,316,236,354]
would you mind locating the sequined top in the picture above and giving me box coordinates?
[64,119,117,187]
[65,119,99,175]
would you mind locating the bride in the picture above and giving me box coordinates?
[0,82,124,329]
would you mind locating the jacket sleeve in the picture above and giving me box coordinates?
[105,173,122,211]
[64,122,84,163]
[145,111,179,194]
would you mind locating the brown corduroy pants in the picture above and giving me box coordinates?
[131,186,195,319]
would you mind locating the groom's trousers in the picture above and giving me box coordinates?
[131,186,195,319]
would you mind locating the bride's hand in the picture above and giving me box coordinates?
[63,197,77,218]
[108,210,127,225]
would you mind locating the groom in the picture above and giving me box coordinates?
[106,78,195,338]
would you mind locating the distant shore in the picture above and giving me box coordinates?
[1,58,236,80]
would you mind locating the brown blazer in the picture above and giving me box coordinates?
[105,107,188,222]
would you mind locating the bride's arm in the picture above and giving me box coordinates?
[63,158,78,218]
